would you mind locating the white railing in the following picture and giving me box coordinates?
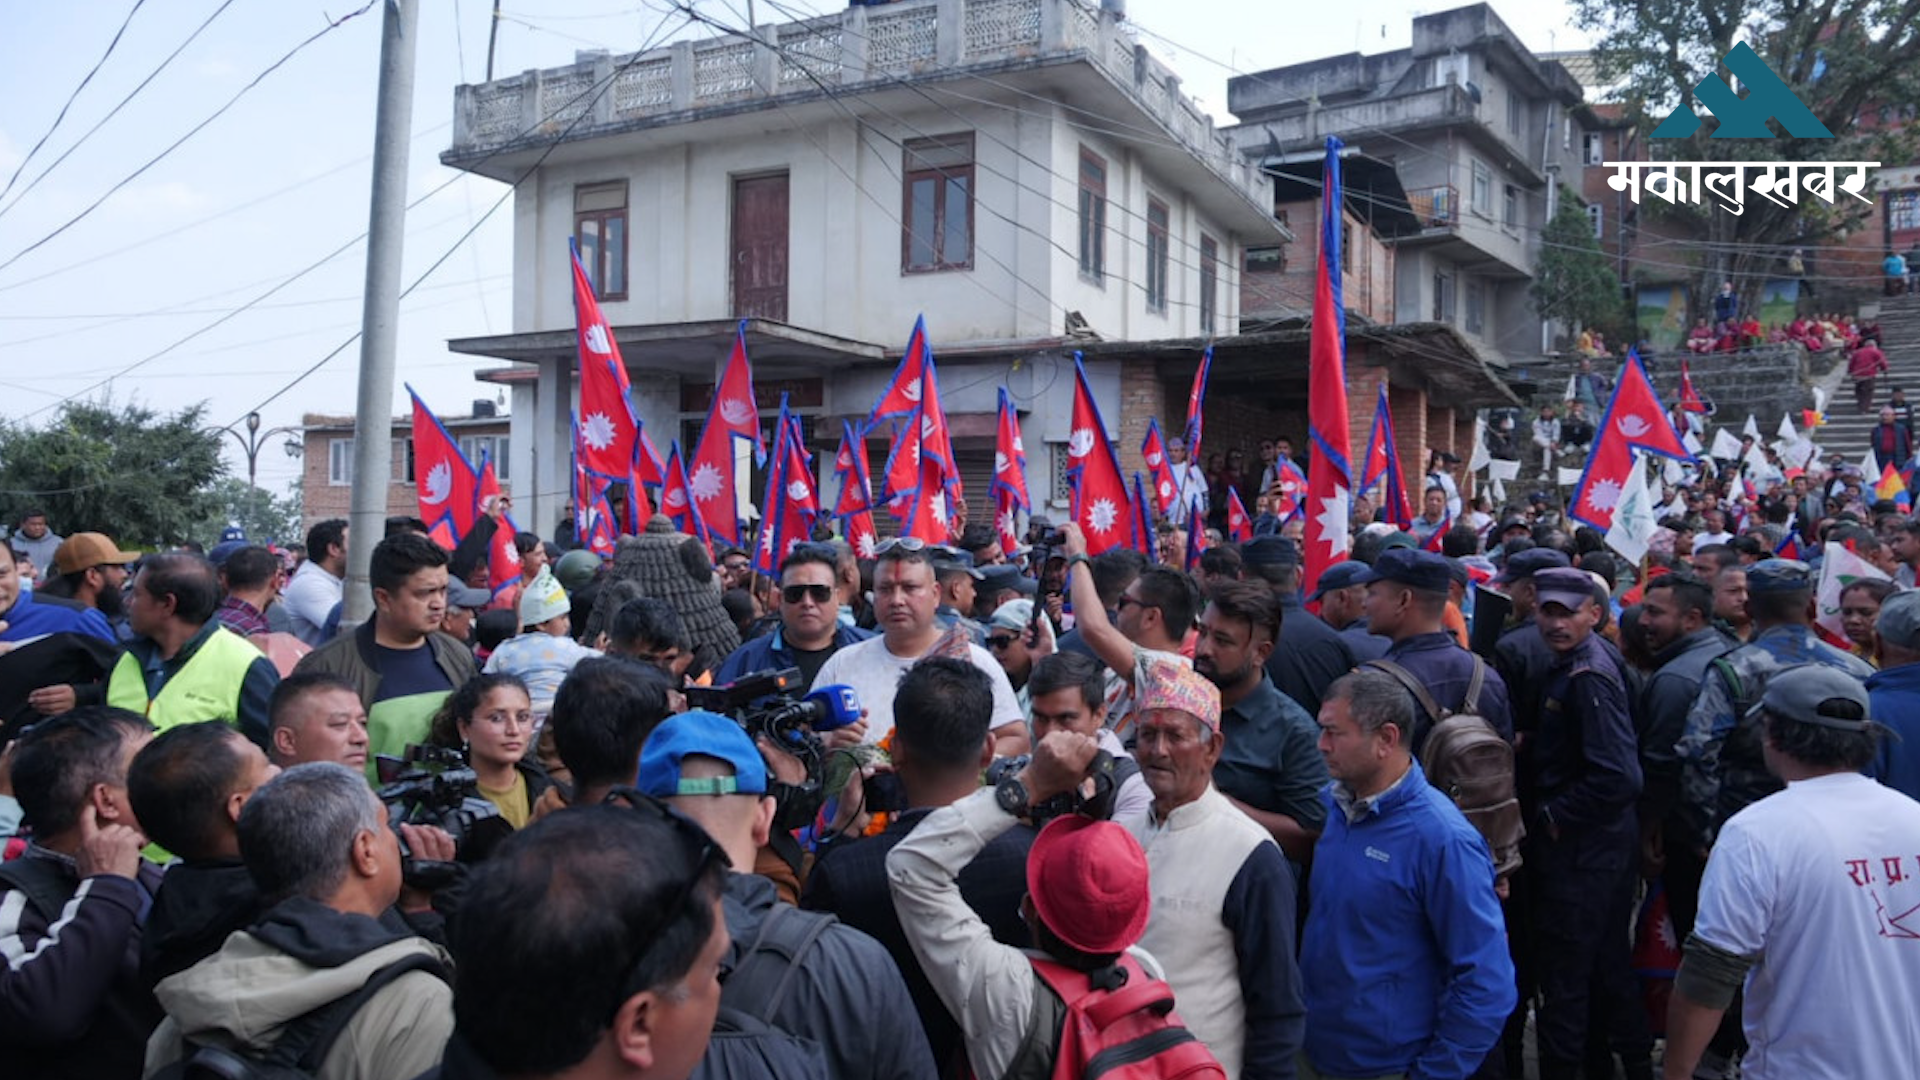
[451,0,1266,205]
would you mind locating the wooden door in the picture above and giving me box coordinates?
[731,173,789,322]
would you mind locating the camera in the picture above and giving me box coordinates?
[983,749,1120,824]
[683,668,863,831]
[376,744,514,886]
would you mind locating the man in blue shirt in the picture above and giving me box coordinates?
[1309,560,1387,661]
[1866,589,1920,799]
[0,543,114,646]
[714,545,873,687]
[1303,667,1514,1080]
[1360,548,1514,748]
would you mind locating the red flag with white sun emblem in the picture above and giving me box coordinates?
[832,420,880,560]
[1226,487,1253,543]
[1570,350,1691,531]
[1067,354,1135,556]
[1304,136,1354,598]
[868,314,932,429]
[752,404,821,576]
[1141,418,1178,517]
[689,321,765,546]
[571,240,644,479]
[659,441,708,543]
[991,387,1029,557]
[408,385,479,550]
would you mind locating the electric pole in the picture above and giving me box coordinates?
[346,0,420,625]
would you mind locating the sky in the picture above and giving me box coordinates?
[0,0,1591,497]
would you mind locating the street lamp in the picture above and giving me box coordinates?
[222,411,303,492]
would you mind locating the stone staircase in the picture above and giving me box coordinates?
[1810,293,1920,467]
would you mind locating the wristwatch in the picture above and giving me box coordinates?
[994,773,1031,817]
[1065,554,1093,574]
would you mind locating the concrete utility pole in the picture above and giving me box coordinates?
[346,0,420,625]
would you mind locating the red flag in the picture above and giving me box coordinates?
[572,241,646,480]
[1130,473,1155,557]
[881,326,960,511]
[689,321,764,546]
[1570,351,1693,531]
[1067,354,1136,556]
[1184,347,1212,466]
[1304,137,1354,595]
[659,441,707,542]
[1270,457,1307,522]
[900,445,955,543]
[868,314,932,428]
[753,403,821,575]
[992,387,1030,557]
[477,455,502,515]
[1226,487,1253,543]
[1184,500,1207,571]
[1421,513,1452,553]
[831,420,881,559]
[1679,360,1709,414]
[1141,419,1179,517]
[487,510,523,597]
[408,386,479,550]
[1361,385,1414,527]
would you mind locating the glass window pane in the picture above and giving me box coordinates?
[606,216,627,294]
[943,176,969,264]
[909,178,936,267]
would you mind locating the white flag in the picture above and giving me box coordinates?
[1862,447,1880,477]
[1606,453,1656,564]
[1558,466,1586,487]
[1489,458,1521,482]
[1816,541,1890,645]
[1470,415,1492,473]
[1778,414,1797,442]
[1710,429,1744,459]
[1813,386,1828,418]
[1564,373,1578,402]
[1743,414,1762,440]
[1490,476,1507,503]
[1663,456,1684,485]
[1683,431,1704,456]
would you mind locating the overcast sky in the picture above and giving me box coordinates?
[0,0,1591,495]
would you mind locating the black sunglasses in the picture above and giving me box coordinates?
[986,633,1019,651]
[782,583,833,605]
[600,788,732,1014]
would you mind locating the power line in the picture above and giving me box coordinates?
[0,0,149,207]
[0,0,372,275]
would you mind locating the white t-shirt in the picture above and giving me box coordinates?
[281,560,343,646]
[1693,772,1920,1079]
[1695,530,1735,549]
[810,634,1024,744]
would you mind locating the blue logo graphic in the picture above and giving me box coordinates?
[1651,42,1833,139]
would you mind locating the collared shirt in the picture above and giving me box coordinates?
[281,561,342,646]
[212,595,270,638]
[1331,759,1417,824]
[1213,675,1330,838]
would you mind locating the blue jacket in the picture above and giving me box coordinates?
[1867,662,1920,801]
[712,623,875,686]
[1302,761,1516,1080]
[0,590,114,644]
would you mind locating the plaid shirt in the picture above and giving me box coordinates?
[213,595,270,637]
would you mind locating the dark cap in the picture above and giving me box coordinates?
[1497,516,1530,537]
[1746,558,1813,593]
[1745,664,1873,731]
[1356,548,1451,594]
[932,549,984,580]
[1494,547,1570,584]
[1307,560,1371,601]
[1376,531,1416,552]
[1877,590,1920,651]
[1241,536,1300,569]
[1534,567,1600,611]
[977,564,1036,597]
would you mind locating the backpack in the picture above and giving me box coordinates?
[150,952,448,1080]
[1003,955,1226,1080]
[690,903,837,1080]
[1363,658,1525,877]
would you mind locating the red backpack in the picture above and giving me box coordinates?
[1002,954,1226,1080]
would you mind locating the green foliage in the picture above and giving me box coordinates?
[1571,0,1920,316]
[1533,186,1627,334]
[0,399,228,549]
[187,477,304,547]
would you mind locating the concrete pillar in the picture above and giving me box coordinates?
[532,357,576,540]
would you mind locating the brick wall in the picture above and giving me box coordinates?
[300,414,513,531]
[1244,202,1395,323]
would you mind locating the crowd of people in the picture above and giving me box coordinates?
[2,421,1918,1080]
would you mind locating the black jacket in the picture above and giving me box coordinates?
[1266,595,1357,722]
[141,858,265,990]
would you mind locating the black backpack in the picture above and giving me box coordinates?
[151,952,448,1080]
[690,903,836,1080]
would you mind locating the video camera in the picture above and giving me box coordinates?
[683,668,863,830]
[375,744,514,887]
[983,749,1121,825]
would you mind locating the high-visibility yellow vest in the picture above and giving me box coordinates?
[106,627,260,733]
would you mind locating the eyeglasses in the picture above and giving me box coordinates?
[782,583,834,605]
[601,789,731,1015]
[1115,595,1154,614]
[874,536,929,554]
[986,633,1019,651]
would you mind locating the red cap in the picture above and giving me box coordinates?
[1025,815,1151,955]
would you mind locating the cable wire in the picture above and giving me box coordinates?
[0,0,150,207]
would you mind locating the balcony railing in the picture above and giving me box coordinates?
[448,0,1267,208]
[1405,184,1459,229]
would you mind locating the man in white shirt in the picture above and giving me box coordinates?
[1663,665,1920,1080]
[1693,507,1735,549]
[812,541,1028,756]
[1166,435,1208,521]
[282,518,347,645]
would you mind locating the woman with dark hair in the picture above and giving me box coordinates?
[429,672,554,829]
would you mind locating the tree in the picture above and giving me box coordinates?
[1534,185,1628,336]
[187,477,304,547]
[1573,0,1920,319]
[0,399,227,548]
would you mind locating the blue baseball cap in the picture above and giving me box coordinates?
[1308,560,1371,601]
[637,710,768,798]
[1356,548,1452,594]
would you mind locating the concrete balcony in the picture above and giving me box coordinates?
[444,0,1270,212]
[1247,84,1480,149]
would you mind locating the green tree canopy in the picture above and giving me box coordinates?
[0,399,227,549]
[186,477,304,548]
[1534,185,1628,336]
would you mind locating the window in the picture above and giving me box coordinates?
[1889,191,1920,233]
[1587,203,1605,239]
[1503,184,1519,228]
[1078,148,1108,281]
[1563,115,1572,150]
[574,182,629,300]
[1245,246,1284,274]
[1432,53,1469,88]
[1145,199,1170,312]
[1340,224,1353,274]
[326,438,409,486]
[1049,442,1073,507]
[902,133,974,272]
[1432,271,1456,323]
[1471,161,1492,216]
[1199,235,1219,335]
[460,434,511,480]
[1507,93,1523,135]
[1465,278,1485,334]
[1583,133,1605,165]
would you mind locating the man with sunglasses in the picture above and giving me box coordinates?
[714,546,874,688]
[812,540,1027,755]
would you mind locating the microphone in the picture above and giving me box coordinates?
[804,684,863,732]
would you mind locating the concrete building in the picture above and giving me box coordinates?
[299,408,512,529]
[439,0,1288,538]
[1224,3,1586,366]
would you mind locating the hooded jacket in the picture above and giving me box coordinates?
[144,897,453,1080]
[140,858,265,990]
